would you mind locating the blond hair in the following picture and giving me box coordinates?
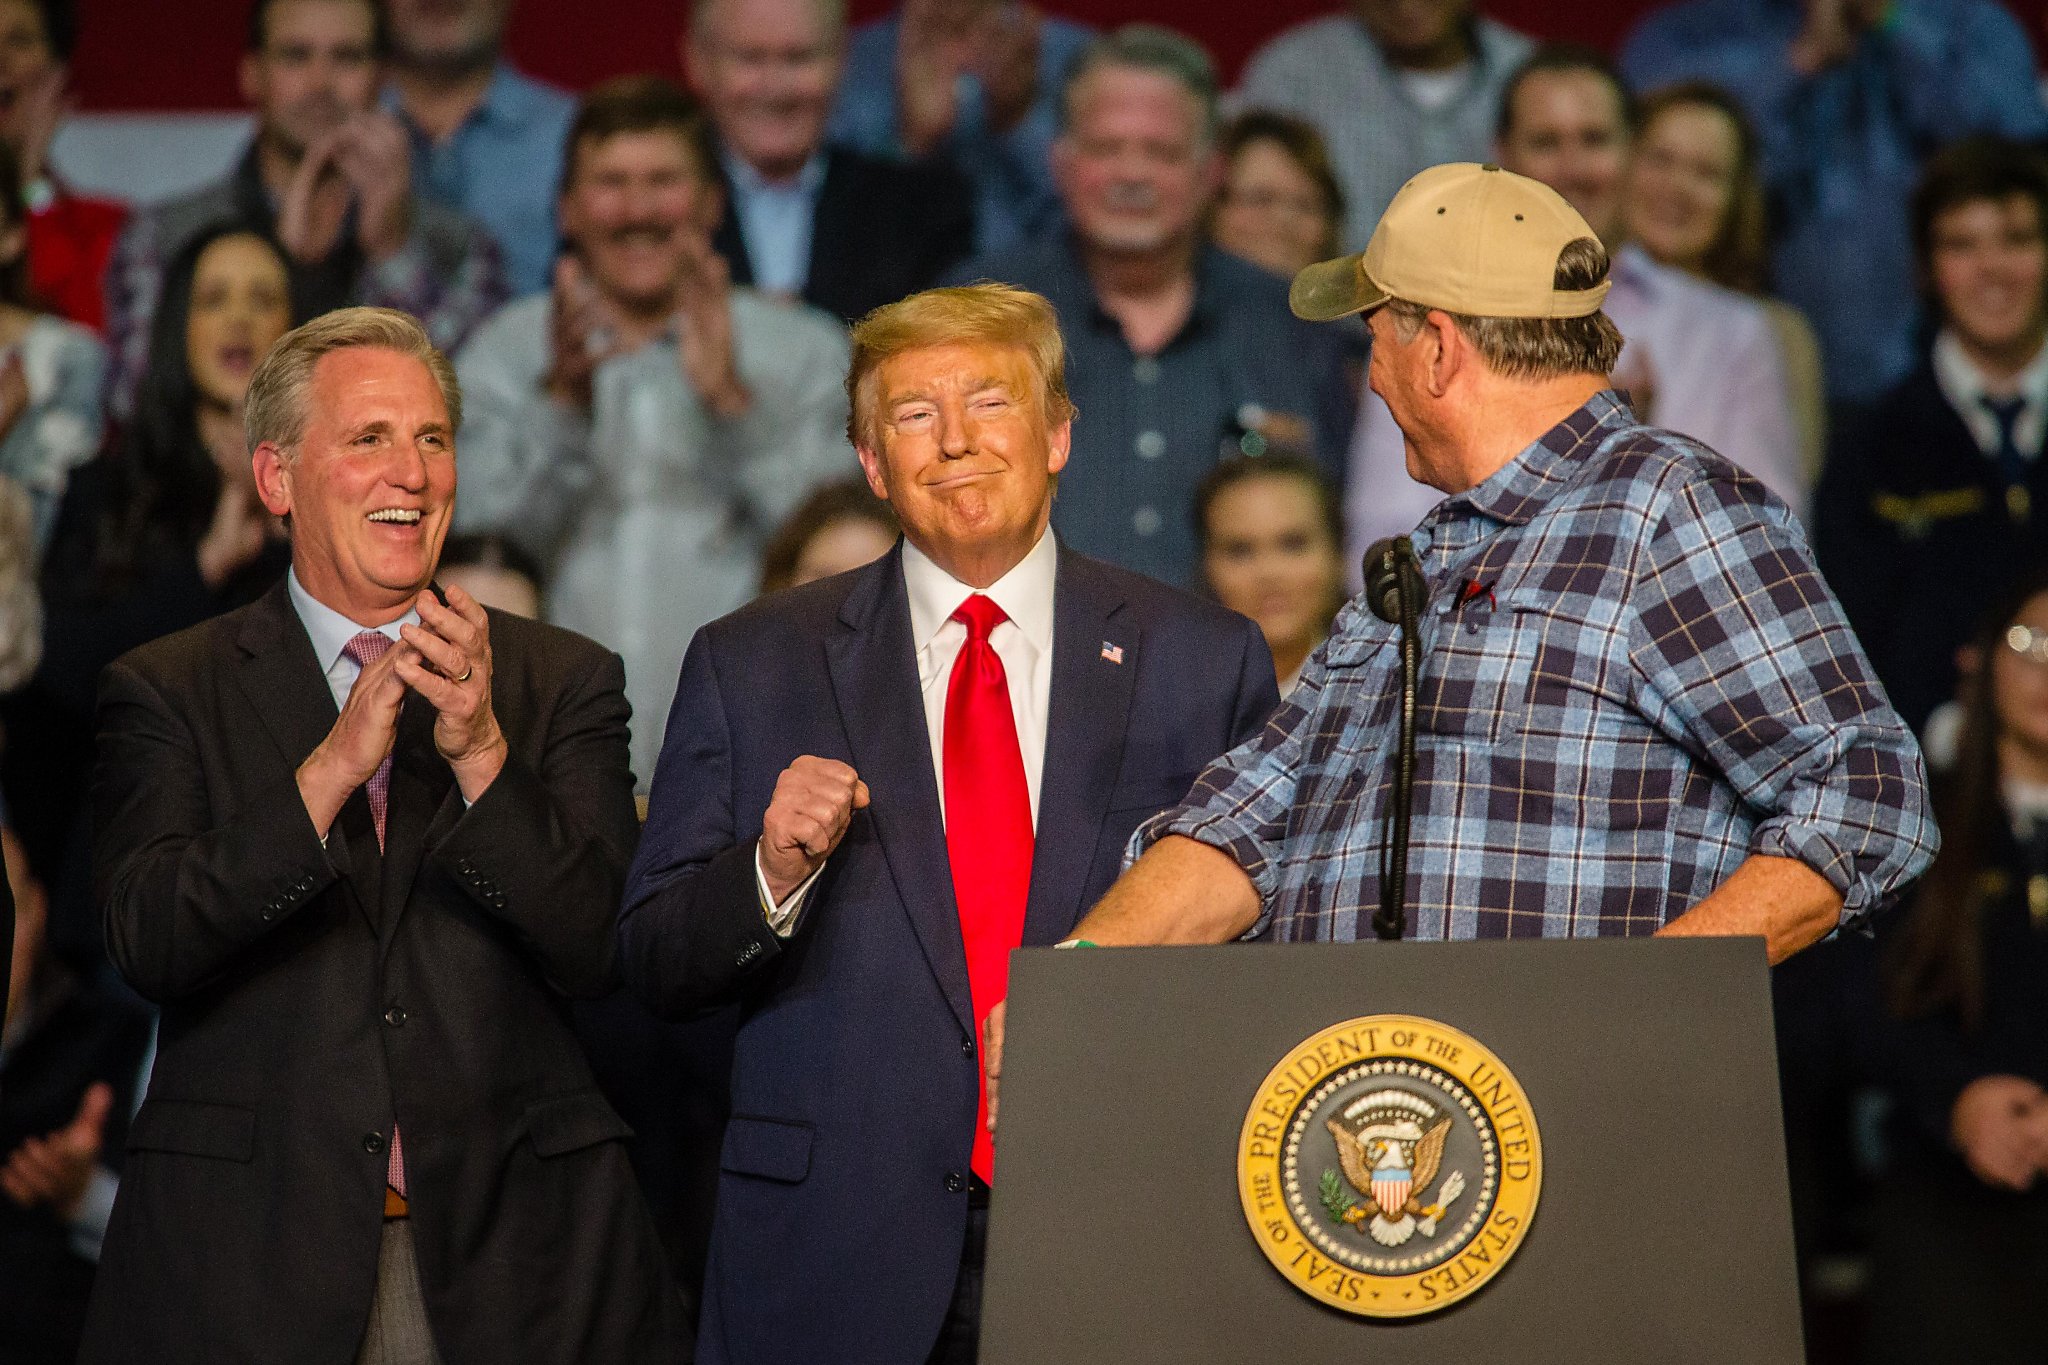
[846,284,1077,450]
[244,307,461,458]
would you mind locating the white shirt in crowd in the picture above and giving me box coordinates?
[759,529,1059,932]
[1931,327,2048,460]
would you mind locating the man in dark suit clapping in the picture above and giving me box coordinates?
[81,307,683,1364]
[619,282,1279,1364]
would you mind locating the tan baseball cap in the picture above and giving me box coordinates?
[1290,162,1612,323]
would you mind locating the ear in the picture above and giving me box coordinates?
[252,441,293,519]
[1045,416,1072,478]
[238,52,263,111]
[854,442,890,501]
[680,30,706,95]
[1424,309,1464,397]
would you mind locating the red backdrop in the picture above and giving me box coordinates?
[74,0,2046,112]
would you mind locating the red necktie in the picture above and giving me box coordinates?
[943,595,1034,1185]
[341,630,406,1200]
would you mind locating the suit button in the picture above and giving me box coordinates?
[363,1132,387,1156]
[961,1035,975,1058]
[384,1006,407,1028]
[945,1171,967,1193]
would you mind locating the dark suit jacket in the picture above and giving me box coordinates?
[80,580,684,1364]
[712,142,975,325]
[618,542,1278,1365]
[1814,362,2048,731]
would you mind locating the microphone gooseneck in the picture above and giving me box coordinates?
[1359,538,1425,942]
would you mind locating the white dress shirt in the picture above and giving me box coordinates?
[1931,328,2048,460]
[1341,243,1808,582]
[287,567,417,710]
[759,530,1059,933]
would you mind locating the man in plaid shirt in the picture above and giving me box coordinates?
[988,164,1934,1087]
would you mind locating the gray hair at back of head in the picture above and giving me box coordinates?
[244,306,462,458]
[1059,24,1219,146]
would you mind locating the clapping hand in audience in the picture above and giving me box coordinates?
[277,110,416,267]
[898,0,1043,153]
[971,2,1043,136]
[1950,1074,2048,1191]
[1789,0,1894,74]
[0,1082,112,1220]
[543,256,627,411]
[674,232,751,419]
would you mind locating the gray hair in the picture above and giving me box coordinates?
[244,306,462,458]
[1383,237,1625,381]
[1059,24,1219,146]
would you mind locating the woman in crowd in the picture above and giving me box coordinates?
[0,138,103,554]
[758,477,900,595]
[1862,567,2048,1362]
[1620,82,1826,482]
[1208,109,1345,282]
[0,222,294,966]
[1194,453,1344,695]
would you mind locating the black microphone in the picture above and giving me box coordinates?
[1362,536,1425,625]
[1359,536,1427,942]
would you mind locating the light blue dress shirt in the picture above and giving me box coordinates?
[718,148,828,296]
[286,567,418,711]
[387,64,576,297]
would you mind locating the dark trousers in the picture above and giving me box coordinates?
[925,1183,990,1365]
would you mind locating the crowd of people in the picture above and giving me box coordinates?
[0,0,2045,1359]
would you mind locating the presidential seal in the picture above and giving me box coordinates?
[1237,1015,1541,1318]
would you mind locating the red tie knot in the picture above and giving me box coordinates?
[343,630,394,667]
[951,594,1009,644]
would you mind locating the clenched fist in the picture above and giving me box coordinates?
[759,757,870,903]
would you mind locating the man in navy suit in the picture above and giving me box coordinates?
[619,282,1278,1364]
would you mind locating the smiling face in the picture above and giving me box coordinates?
[1624,101,1741,273]
[256,346,456,622]
[687,0,841,182]
[1930,193,2048,361]
[187,234,295,413]
[1498,68,1630,242]
[1213,137,1335,280]
[1054,64,1218,257]
[1201,472,1343,666]
[242,0,381,159]
[560,127,720,317]
[856,341,1068,585]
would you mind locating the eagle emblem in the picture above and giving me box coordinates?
[1320,1089,1469,1247]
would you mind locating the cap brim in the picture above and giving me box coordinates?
[1289,254,1387,322]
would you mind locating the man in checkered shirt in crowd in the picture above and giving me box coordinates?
[989,162,1935,1058]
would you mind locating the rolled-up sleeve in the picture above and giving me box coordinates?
[1128,681,1319,937]
[1627,470,1938,924]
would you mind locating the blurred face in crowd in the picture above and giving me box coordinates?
[241,0,381,159]
[791,515,897,587]
[1929,193,2048,362]
[1497,67,1631,242]
[1350,0,1472,69]
[1624,100,1740,274]
[857,341,1069,583]
[255,347,457,620]
[1993,590,2048,774]
[687,0,843,182]
[1212,136,1336,280]
[0,0,56,153]
[1202,473,1343,674]
[1054,64,1220,258]
[560,128,722,318]
[441,562,540,617]
[187,233,295,416]
[385,0,511,72]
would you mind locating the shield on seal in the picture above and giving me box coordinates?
[1372,1166,1412,1216]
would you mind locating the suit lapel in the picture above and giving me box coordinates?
[826,548,976,1037]
[1024,548,1136,946]
[232,580,381,932]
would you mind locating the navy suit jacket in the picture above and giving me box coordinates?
[619,541,1277,1364]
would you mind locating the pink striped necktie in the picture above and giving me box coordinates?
[340,630,406,1198]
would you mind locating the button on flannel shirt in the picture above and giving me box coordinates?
[1141,391,1937,941]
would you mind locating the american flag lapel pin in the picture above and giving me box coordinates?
[1100,641,1124,665]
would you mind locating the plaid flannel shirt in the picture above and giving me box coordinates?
[1140,391,1937,941]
